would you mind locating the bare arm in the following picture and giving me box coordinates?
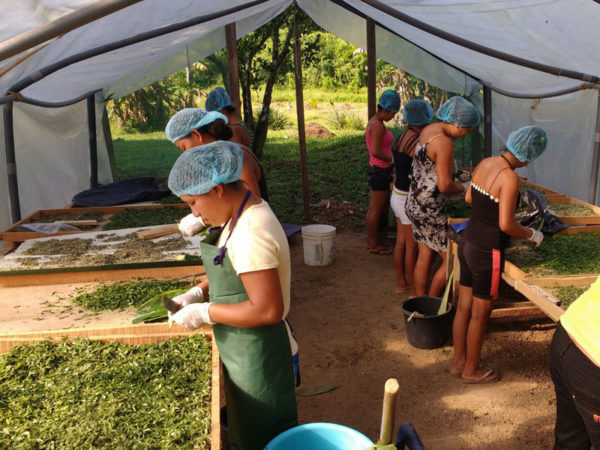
[430,138,465,194]
[368,120,393,163]
[498,171,535,239]
[206,268,284,327]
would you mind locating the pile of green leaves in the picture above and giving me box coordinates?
[0,336,211,449]
[72,280,193,311]
[506,233,600,275]
[103,207,187,230]
[553,285,587,310]
[547,201,596,217]
[34,210,104,223]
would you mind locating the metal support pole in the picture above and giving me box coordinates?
[588,91,600,205]
[87,95,98,188]
[3,102,21,222]
[293,28,310,222]
[225,23,241,112]
[483,86,492,157]
[366,18,376,119]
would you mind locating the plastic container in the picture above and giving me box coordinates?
[301,224,336,266]
[401,296,453,349]
[264,422,374,450]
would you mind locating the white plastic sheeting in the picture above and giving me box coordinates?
[1,0,599,232]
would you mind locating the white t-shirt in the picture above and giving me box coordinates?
[217,200,291,318]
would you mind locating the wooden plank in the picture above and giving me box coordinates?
[137,223,179,240]
[503,260,528,280]
[513,279,564,322]
[524,274,597,288]
[0,265,205,287]
[211,338,222,450]
[1,203,188,242]
[490,306,545,319]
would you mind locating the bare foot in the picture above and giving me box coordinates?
[395,285,411,293]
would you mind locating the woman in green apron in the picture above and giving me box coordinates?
[166,141,297,450]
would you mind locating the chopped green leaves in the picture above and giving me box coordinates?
[0,336,212,449]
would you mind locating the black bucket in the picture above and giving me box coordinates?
[401,296,453,349]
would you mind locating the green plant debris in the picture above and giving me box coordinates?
[446,198,471,218]
[155,195,184,204]
[15,235,195,270]
[23,238,97,256]
[72,280,193,311]
[546,201,597,217]
[505,233,600,275]
[32,210,105,223]
[519,181,549,196]
[550,285,587,310]
[103,207,187,230]
[0,336,212,449]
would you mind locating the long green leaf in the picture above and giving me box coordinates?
[131,289,187,324]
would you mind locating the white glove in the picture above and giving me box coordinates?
[528,228,544,247]
[171,302,214,329]
[171,286,204,307]
[462,181,471,193]
[178,213,205,236]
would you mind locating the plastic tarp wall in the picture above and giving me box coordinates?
[0,99,112,230]
[0,0,291,231]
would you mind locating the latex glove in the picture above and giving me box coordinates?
[462,181,471,193]
[178,213,205,236]
[171,302,214,330]
[171,286,204,307]
[528,228,544,247]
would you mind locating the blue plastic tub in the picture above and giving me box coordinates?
[264,422,374,449]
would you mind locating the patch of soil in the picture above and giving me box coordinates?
[289,231,556,449]
[308,199,365,231]
[291,122,336,139]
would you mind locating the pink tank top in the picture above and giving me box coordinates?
[366,128,393,168]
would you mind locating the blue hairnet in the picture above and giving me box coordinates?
[165,108,228,143]
[168,141,243,196]
[436,96,481,128]
[377,89,400,112]
[506,126,548,162]
[205,87,232,112]
[402,99,433,125]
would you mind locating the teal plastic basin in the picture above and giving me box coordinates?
[264,422,374,450]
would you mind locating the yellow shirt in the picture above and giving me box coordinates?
[561,275,600,366]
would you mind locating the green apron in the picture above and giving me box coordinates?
[201,231,297,450]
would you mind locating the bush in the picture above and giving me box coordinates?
[255,108,291,130]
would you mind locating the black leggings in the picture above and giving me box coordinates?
[549,322,600,449]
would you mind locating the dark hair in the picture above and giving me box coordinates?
[223,105,236,114]
[197,118,233,141]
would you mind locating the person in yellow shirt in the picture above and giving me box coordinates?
[550,275,600,448]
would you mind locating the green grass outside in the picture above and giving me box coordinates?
[112,90,483,229]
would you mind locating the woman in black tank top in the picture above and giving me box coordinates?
[390,99,433,294]
[450,126,548,384]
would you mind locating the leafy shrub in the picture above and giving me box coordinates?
[326,102,364,130]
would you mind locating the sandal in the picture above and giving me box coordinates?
[462,368,500,384]
[369,246,393,255]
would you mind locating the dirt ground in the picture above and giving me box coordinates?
[0,231,557,449]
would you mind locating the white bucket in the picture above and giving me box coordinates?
[301,224,336,266]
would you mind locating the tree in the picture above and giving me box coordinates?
[237,4,319,157]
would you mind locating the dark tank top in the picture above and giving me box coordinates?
[465,167,519,250]
[392,127,420,191]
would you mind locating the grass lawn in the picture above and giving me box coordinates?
[112,91,483,229]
